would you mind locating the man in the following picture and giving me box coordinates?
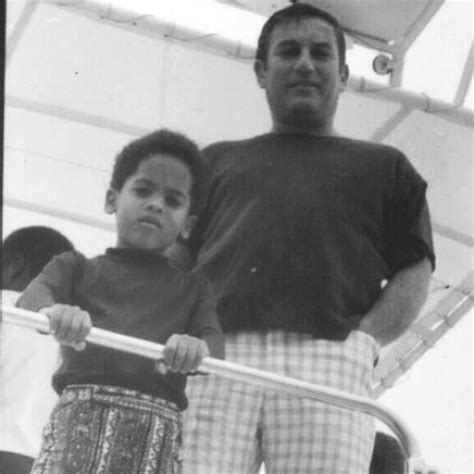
[181,3,434,473]
[1,226,74,474]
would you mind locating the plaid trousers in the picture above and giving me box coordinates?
[31,384,182,474]
[183,330,379,474]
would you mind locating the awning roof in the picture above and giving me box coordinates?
[220,0,444,54]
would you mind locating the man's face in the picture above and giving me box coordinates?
[105,154,195,253]
[255,17,348,131]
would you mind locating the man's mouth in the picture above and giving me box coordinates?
[290,81,319,89]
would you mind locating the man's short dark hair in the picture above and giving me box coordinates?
[3,226,74,279]
[110,129,209,215]
[256,2,346,70]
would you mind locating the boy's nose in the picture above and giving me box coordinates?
[146,196,164,212]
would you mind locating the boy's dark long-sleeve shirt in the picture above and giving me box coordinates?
[17,247,224,410]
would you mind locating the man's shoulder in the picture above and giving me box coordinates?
[333,137,411,172]
[204,134,404,155]
[202,135,265,159]
[336,136,405,157]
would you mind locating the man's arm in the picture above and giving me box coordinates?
[358,258,432,347]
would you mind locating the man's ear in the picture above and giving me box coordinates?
[254,59,266,89]
[105,188,117,214]
[339,64,349,90]
[180,215,197,240]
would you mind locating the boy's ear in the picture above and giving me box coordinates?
[180,215,197,240]
[254,59,266,89]
[105,188,117,214]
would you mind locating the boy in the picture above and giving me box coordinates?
[16,129,224,474]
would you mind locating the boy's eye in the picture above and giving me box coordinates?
[165,195,184,208]
[134,187,150,197]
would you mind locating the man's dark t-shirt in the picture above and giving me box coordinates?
[189,133,435,340]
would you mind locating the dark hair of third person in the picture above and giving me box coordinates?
[256,2,346,70]
[110,129,209,215]
[3,226,74,279]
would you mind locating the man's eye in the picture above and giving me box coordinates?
[277,46,299,58]
[312,49,331,60]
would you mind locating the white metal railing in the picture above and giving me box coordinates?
[2,305,436,474]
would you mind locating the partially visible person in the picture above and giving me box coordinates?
[17,129,224,474]
[369,432,406,474]
[1,226,74,474]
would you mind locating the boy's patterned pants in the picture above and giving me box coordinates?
[183,330,379,474]
[32,384,182,474]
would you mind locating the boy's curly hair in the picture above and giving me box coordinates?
[110,129,209,215]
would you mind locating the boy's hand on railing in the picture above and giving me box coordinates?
[158,334,210,374]
[39,304,92,351]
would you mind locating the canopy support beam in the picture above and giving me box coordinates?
[370,106,412,142]
[6,0,40,67]
[6,95,148,137]
[454,43,474,106]
[374,272,474,396]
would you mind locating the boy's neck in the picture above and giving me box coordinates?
[107,246,169,263]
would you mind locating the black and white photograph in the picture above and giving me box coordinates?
[2,1,473,473]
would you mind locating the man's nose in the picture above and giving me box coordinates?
[294,50,315,73]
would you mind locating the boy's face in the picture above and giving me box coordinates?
[105,154,195,253]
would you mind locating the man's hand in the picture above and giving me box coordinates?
[159,334,210,374]
[39,304,92,351]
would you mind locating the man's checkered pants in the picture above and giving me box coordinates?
[183,330,379,473]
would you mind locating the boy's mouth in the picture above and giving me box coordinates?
[138,217,162,229]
